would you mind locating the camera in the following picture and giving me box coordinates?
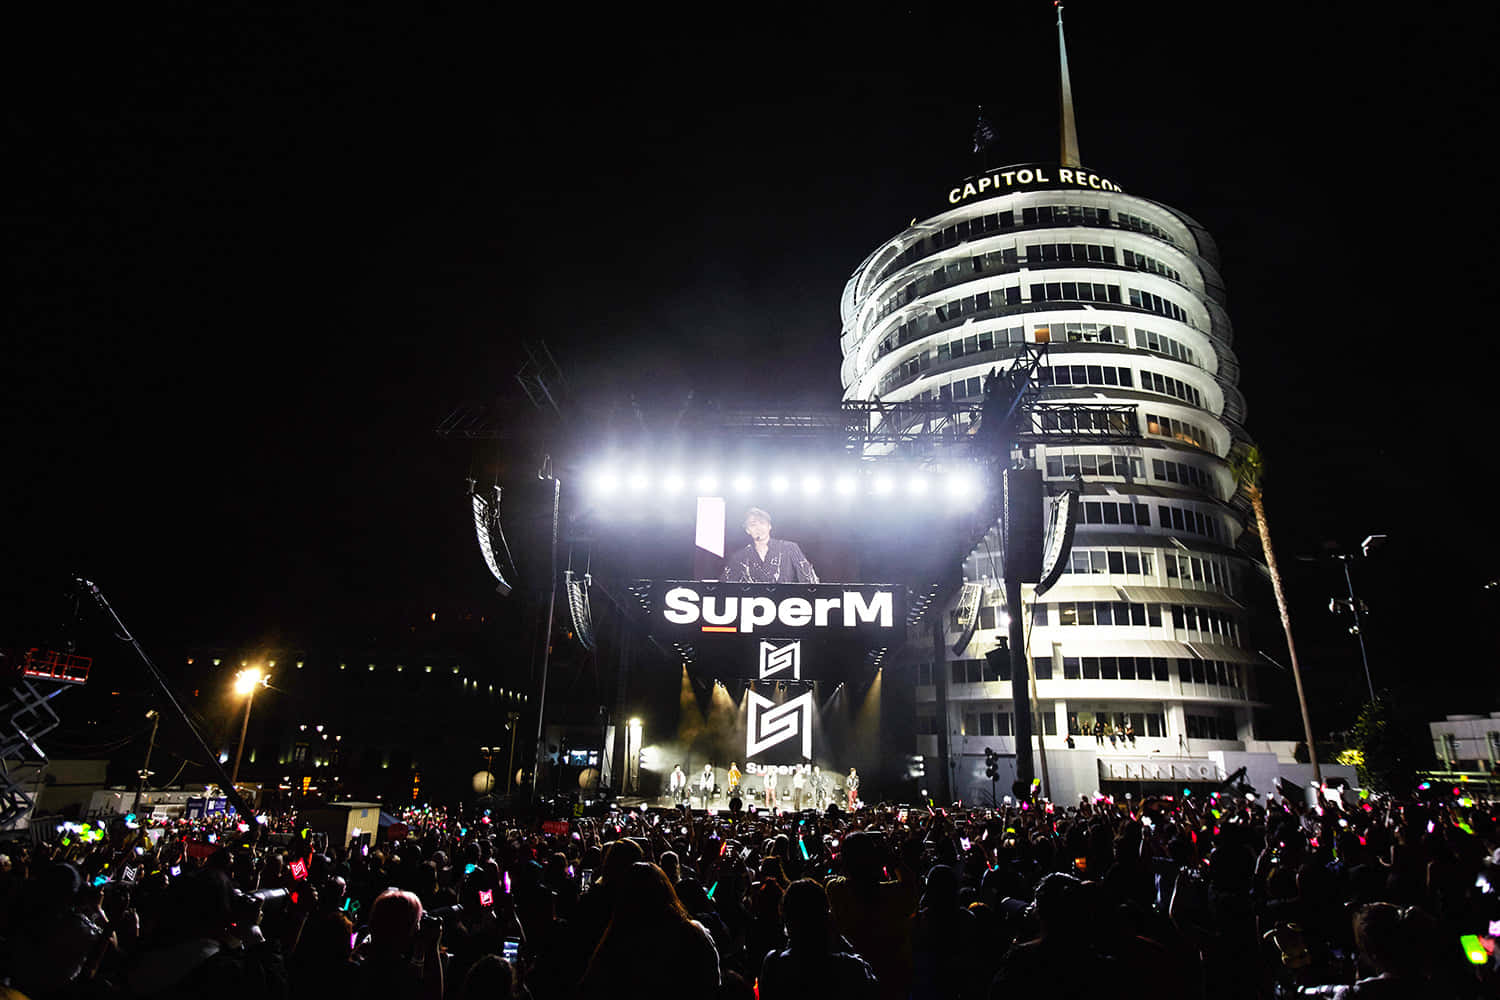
[423,903,464,930]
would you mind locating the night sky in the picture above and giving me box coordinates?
[7,6,1497,733]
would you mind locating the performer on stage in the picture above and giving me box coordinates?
[727,761,742,801]
[669,764,688,805]
[721,507,819,584]
[698,763,715,808]
[792,764,807,811]
[845,767,859,810]
[763,770,777,810]
[810,764,827,810]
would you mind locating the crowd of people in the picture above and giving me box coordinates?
[0,786,1496,998]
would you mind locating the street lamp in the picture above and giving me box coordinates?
[230,666,267,788]
[131,709,160,816]
[479,746,497,794]
[1328,534,1386,706]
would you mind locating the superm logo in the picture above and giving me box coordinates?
[662,586,894,635]
[759,640,801,679]
[747,690,813,760]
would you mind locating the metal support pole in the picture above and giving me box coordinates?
[1342,559,1377,705]
[931,616,952,804]
[131,710,159,816]
[230,689,254,788]
[531,472,560,805]
[1007,570,1034,798]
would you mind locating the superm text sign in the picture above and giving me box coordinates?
[649,582,905,641]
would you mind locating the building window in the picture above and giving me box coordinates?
[916,662,933,686]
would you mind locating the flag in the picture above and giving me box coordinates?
[972,106,997,154]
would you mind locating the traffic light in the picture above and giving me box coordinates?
[984,747,998,780]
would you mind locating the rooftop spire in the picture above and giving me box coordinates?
[1056,3,1081,168]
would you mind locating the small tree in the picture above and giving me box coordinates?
[1348,696,1435,793]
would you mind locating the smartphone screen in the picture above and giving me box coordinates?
[580,870,594,890]
[502,937,520,962]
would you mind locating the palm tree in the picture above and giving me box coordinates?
[1232,444,1320,785]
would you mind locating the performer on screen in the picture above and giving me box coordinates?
[845,767,859,810]
[721,507,819,584]
[698,763,715,808]
[727,761,742,801]
[669,764,688,805]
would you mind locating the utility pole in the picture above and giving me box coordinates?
[131,709,159,816]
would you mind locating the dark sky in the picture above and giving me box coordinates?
[7,6,1497,726]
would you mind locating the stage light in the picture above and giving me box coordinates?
[662,472,685,494]
[834,474,857,496]
[801,475,823,495]
[627,470,649,492]
[872,475,894,496]
[946,469,978,498]
[594,469,619,494]
[732,474,754,493]
[907,474,928,495]
[770,474,790,494]
[696,473,718,494]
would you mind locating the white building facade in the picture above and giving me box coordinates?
[838,162,1293,803]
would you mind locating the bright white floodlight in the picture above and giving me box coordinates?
[594,469,619,494]
[872,475,894,496]
[802,475,823,495]
[907,474,928,495]
[627,470,649,492]
[834,475,857,496]
[770,475,790,494]
[732,474,754,494]
[662,472,685,494]
[696,473,718,494]
[946,469,978,499]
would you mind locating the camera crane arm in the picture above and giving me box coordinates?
[73,577,258,823]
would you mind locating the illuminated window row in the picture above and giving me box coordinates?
[1038,363,1135,389]
[1185,711,1237,741]
[1141,369,1203,408]
[1144,412,1211,450]
[1157,502,1223,541]
[1152,457,1212,491]
[1038,600,1241,644]
[1028,279,1124,306]
[1067,547,1156,577]
[1069,708,1169,739]
[1163,551,1236,594]
[1045,453,1147,480]
[1121,248,1181,282]
[871,204,1177,291]
[1134,328,1198,366]
[1127,287,1193,327]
